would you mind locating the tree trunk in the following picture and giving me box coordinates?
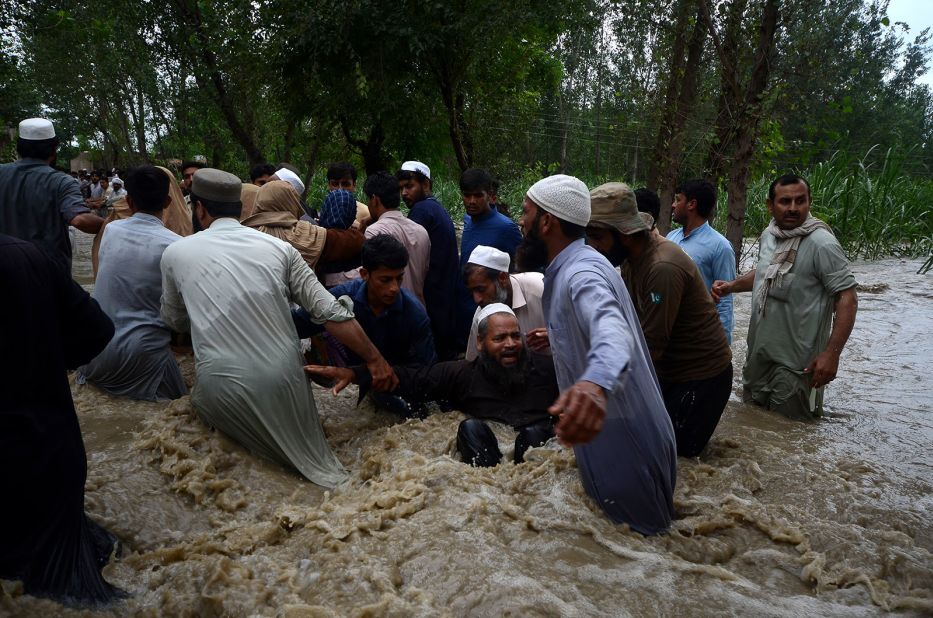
[716,0,780,268]
[339,116,387,176]
[171,0,264,166]
[646,0,692,194]
[701,0,746,184]
[654,0,707,235]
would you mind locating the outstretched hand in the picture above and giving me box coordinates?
[711,279,732,304]
[304,365,355,396]
[548,380,606,446]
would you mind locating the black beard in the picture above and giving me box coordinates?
[517,218,549,272]
[478,348,530,392]
[604,240,629,267]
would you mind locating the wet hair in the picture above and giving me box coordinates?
[327,162,357,182]
[462,263,501,284]
[125,165,169,213]
[676,179,717,219]
[249,163,275,181]
[189,192,242,219]
[363,171,401,210]
[362,233,409,272]
[768,174,811,201]
[17,137,58,160]
[459,168,493,193]
[634,188,661,222]
[181,160,205,172]
[396,168,431,189]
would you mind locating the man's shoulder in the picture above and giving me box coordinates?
[654,237,695,269]
[512,271,545,295]
[330,277,365,298]
[666,227,684,242]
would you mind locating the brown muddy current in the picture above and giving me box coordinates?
[2,231,931,617]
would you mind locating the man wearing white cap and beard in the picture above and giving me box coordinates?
[518,174,677,535]
[0,118,104,270]
[463,245,549,361]
[306,303,560,466]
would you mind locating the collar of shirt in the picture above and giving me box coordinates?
[680,220,711,241]
[131,212,164,225]
[16,157,48,165]
[207,217,242,232]
[545,238,587,280]
[377,209,405,222]
[509,274,528,310]
[353,280,404,317]
[466,208,498,225]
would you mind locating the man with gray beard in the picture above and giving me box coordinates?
[462,245,549,361]
[306,304,559,466]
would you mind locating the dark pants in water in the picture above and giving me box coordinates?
[457,417,556,466]
[660,363,733,457]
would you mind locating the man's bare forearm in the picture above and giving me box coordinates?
[826,287,858,356]
[70,212,105,234]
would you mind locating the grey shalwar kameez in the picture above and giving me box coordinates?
[77,213,186,400]
[543,239,676,535]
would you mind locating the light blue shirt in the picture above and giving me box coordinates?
[667,222,735,342]
[77,213,186,400]
[543,239,676,535]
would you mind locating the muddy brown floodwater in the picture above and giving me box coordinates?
[2,231,930,617]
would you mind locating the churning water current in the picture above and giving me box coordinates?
[2,231,930,616]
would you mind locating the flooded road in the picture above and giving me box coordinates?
[2,232,930,616]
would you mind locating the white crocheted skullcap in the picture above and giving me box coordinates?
[467,245,510,273]
[274,168,305,195]
[400,160,431,180]
[526,174,591,227]
[19,118,55,140]
[476,302,516,325]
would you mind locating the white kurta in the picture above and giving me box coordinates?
[160,218,353,488]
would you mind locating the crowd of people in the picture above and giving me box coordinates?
[0,117,858,605]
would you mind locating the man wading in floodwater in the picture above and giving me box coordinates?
[713,174,858,419]
[517,174,676,535]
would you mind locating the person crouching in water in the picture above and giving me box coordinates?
[306,304,559,466]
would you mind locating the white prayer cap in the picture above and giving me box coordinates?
[274,167,305,195]
[19,118,56,141]
[467,245,510,273]
[400,160,431,180]
[526,174,591,227]
[477,302,516,325]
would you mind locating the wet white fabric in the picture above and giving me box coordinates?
[160,218,353,488]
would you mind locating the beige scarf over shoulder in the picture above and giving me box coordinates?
[241,180,327,268]
[757,214,832,315]
[91,166,193,276]
[239,183,260,220]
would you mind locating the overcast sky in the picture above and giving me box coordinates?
[887,0,933,86]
